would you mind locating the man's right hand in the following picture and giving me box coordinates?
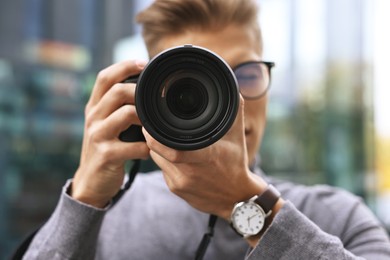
[71,60,150,208]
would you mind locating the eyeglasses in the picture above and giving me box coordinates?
[232,61,275,99]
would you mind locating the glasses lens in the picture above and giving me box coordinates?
[234,62,270,99]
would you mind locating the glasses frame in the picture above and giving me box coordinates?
[232,61,275,100]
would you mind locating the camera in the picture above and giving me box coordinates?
[119,44,239,150]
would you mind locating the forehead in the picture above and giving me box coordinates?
[156,25,261,68]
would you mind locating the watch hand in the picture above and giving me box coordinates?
[247,213,260,227]
[248,213,260,220]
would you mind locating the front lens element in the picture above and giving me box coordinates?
[166,78,208,120]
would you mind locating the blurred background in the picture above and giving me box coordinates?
[0,0,389,258]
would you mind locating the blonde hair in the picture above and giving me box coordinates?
[136,0,262,56]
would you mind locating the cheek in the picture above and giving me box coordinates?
[255,104,267,141]
[251,111,266,150]
[246,98,267,133]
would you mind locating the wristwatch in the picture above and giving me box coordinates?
[230,185,281,238]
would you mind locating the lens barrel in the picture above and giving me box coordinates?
[121,45,239,150]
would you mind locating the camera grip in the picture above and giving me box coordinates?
[119,75,146,142]
[123,74,139,84]
[119,125,145,142]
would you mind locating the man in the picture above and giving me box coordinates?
[23,0,390,259]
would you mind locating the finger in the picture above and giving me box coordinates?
[223,95,246,141]
[109,141,150,161]
[89,82,136,121]
[93,140,150,163]
[99,104,141,140]
[89,60,147,107]
[148,150,184,187]
[142,128,213,164]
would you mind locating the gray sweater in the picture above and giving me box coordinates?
[24,170,390,259]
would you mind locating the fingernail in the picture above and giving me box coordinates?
[135,60,148,68]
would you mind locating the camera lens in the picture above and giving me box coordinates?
[167,77,208,120]
[134,45,239,150]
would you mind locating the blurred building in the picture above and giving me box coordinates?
[0,0,137,257]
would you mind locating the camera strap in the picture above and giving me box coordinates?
[195,214,218,260]
[112,159,141,205]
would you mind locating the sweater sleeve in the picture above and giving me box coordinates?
[246,201,390,260]
[23,180,108,260]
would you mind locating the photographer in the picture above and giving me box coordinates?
[22,0,390,259]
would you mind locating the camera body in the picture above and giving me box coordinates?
[119,45,239,150]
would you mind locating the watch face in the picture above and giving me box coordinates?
[231,201,266,237]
